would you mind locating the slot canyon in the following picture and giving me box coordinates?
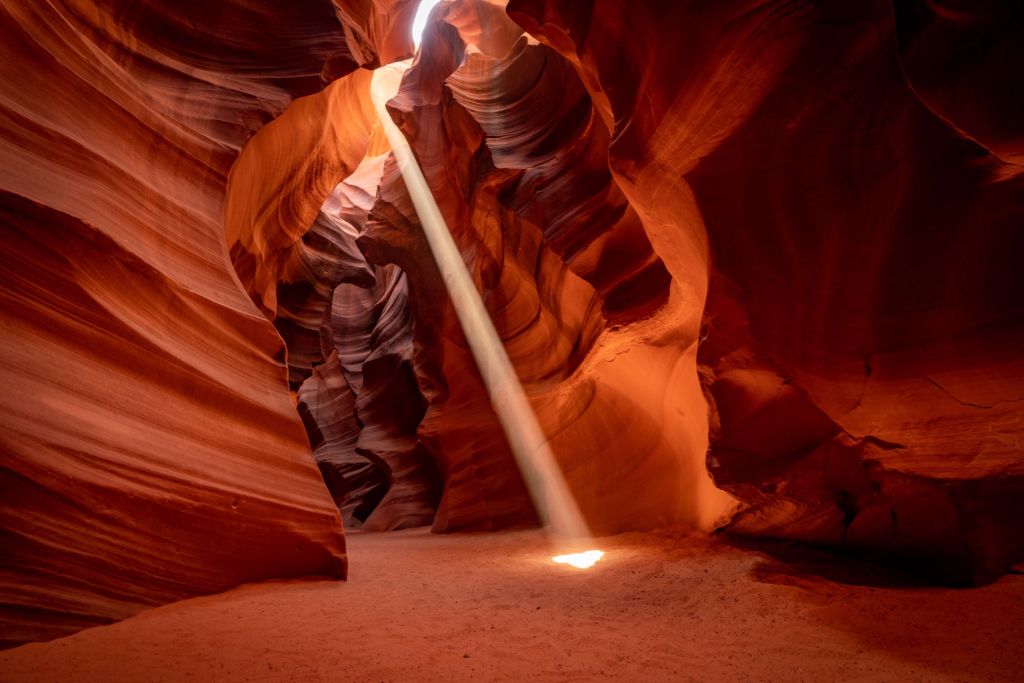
[1,0,1022,680]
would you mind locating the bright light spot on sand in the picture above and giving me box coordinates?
[552,550,604,569]
[412,0,443,49]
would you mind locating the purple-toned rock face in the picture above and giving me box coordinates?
[1,0,1021,648]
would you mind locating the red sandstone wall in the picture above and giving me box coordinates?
[0,0,359,647]
[509,0,1024,583]
[2,0,1022,650]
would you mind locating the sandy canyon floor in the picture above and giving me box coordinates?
[2,528,1022,682]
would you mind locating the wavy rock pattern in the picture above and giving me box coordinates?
[300,231,442,530]
[332,0,418,68]
[3,0,1022,650]
[229,101,443,530]
[510,0,1024,583]
[0,0,356,647]
[357,2,736,534]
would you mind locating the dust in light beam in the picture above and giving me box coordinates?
[373,22,604,568]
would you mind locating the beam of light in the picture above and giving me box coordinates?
[370,61,593,547]
[552,550,605,569]
[411,0,444,50]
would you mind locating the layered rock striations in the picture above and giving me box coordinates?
[3,0,1022,651]
[242,0,735,536]
[510,0,1024,583]
[356,2,736,533]
[295,169,442,531]
[221,0,1023,577]
[333,0,419,68]
[0,0,362,647]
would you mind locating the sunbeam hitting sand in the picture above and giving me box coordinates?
[371,61,595,552]
[2,0,1023,677]
[2,529,1022,682]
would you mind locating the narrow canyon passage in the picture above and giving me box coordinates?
[2,0,1023,679]
[3,530,1022,682]
[369,57,593,544]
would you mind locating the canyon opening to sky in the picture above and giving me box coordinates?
[1,0,1023,681]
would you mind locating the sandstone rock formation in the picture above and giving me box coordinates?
[295,1,737,535]
[2,0,1022,652]
[0,0,365,647]
[510,0,1024,583]
[228,0,734,539]
[333,0,419,68]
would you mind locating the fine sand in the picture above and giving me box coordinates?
[2,528,1022,682]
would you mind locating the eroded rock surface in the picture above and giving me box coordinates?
[510,0,1024,583]
[3,0,1022,651]
[358,3,735,534]
[0,0,359,647]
